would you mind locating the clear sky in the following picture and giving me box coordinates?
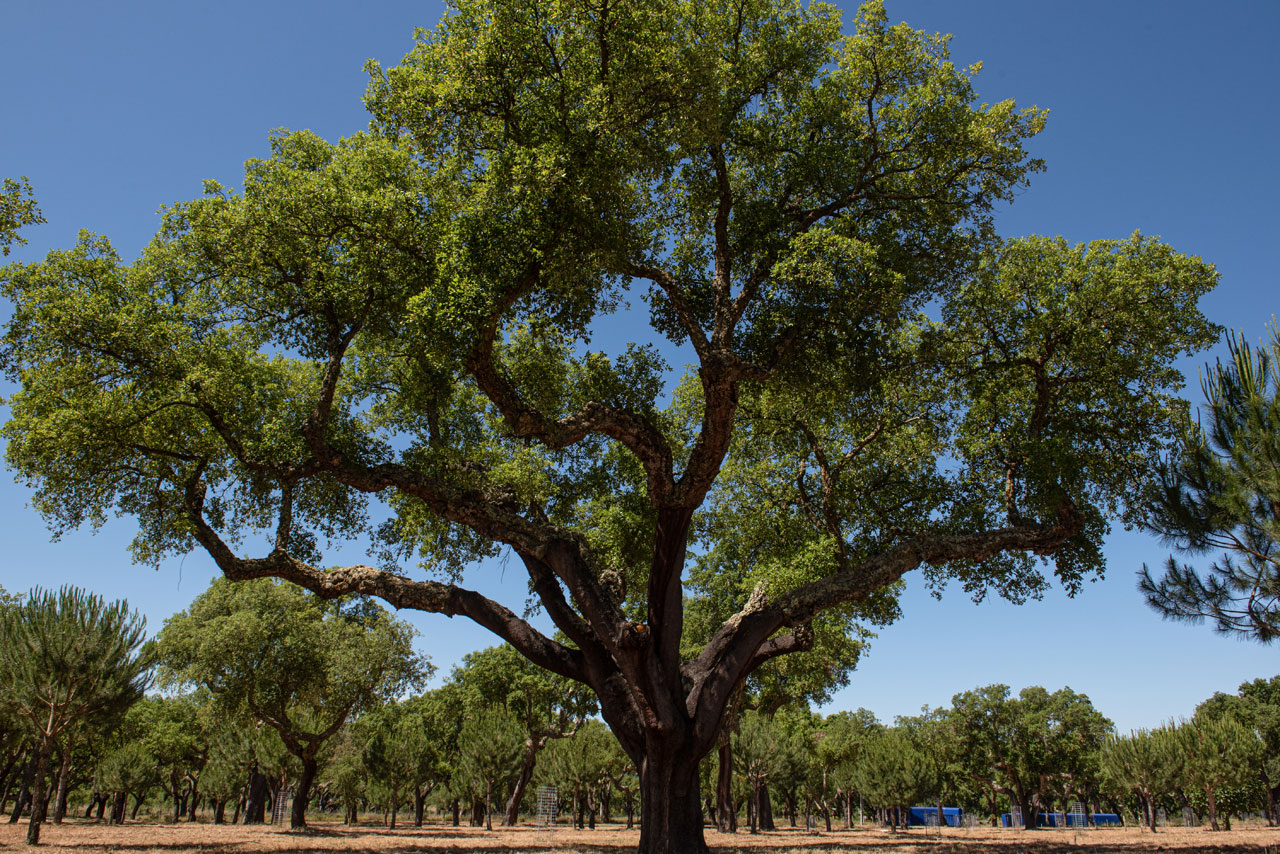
[1,1,1276,734]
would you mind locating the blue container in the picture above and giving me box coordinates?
[1000,811,1123,828]
[908,806,963,827]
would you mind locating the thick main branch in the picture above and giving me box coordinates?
[687,499,1085,729]
[181,472,587,683]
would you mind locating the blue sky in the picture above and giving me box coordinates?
[1,1,1277,734]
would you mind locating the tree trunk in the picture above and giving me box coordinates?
[291,755,318,829]
[131,794,144,820]
[25,735,54,844]
[8,749,37,824]
[414,789,426,827]
[187,777,200,822]
[0,745,24,812]
[52,745,73,823]
[243,769,268,824]
[1016,791,1035,829]
[715,742,734,833]
[450,798,460,826]
[756,783,775,831]
[109,792,126,825]
[504,739,541,826]
[1206,788,1219,832]
[214,799,226,824]
[636,750,708,854]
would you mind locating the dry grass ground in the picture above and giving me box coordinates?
[3,819,1280,854]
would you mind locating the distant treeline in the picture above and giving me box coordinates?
[2,579,1277,837]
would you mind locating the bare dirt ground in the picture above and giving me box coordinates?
[3,819,1279,854]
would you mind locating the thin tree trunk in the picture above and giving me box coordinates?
[0,744,26,817]
[187,776,200,822]
[1207,788,1219,832]
[8,748,37,824]
[25,735,54,844]
[52,744,73,823]
[757,783,775,831]
[504,739,541,826]
[715,742,734,833]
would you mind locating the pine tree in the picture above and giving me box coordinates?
[1141,325,1280,641]
[0,586,150,844]
[454,707,524,831]
[1181,713,1262,830]
[1098,726,1180,832]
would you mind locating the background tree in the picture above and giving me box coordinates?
[768,709,818,829]
[600,731,640,828]
[819,708,881,828]
[324,733,367,826]
[1182,709,1263,830]
[156,578,429,828]
[0,586,150,844]
[128,695,209,823]
[406,686,467,826]
[948,684,1016,824]
[1141,325,1280,641]
[0,2,1221,851]
[449,644,595,825]
[1231,677,1280,823]
[850,727,930,829]
[897,707,967,828]
[1098,726,1180,832]
[356,699,438,828]
[538,719,614,829]
[95,742,160,824]
[198,738,249,826]
[731,710,784,834]
[453,706,525,831]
